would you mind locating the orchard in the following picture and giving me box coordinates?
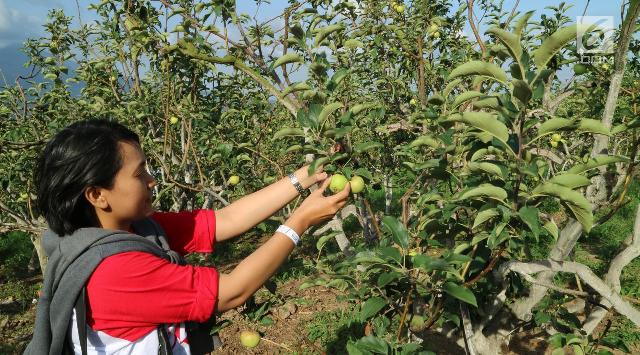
[1,0,640,354]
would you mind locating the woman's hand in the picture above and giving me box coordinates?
[285,177,350,234]
[294,164,328,190]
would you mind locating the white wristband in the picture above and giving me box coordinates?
[276,224,300,246]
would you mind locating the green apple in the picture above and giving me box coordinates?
[409,315,426,331]
[550,139,559,148]
[428,23,439,33]
[432,31,440,39]
[350,176,365,194]
[410,98,417,105]
[329,174,349,193]
[573,63,587,75]
[395,4,405,13]
[551,133,562,142]
[228,175,240,186]
[170,116,179,125]
[239,330,260,348]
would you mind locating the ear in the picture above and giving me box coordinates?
[84,186,109,209]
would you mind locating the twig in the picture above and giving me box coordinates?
[467,0,487,55]
[260,337,293,352]
[464,247,505,286]
[396,285,414,341]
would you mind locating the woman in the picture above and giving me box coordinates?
[26,119,350,354]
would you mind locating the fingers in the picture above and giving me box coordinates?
[314,177,332,194]
[332,181,351,202]
[315,171,328,182]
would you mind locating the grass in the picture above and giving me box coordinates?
[0,231,34,281]
[306,306,363,352]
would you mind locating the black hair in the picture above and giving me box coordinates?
[34,119,140,236]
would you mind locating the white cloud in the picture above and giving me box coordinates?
[0,0,43,48]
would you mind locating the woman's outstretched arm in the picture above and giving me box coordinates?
[214,165,327,242]
[216,178,350,312]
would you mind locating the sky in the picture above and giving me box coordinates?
[0,0,627,86]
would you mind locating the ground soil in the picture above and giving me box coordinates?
[1,274,637,354]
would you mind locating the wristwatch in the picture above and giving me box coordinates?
[288,173,305,195]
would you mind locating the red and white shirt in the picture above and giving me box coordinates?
[69,210,219,354]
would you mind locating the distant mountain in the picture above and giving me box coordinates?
[0,42,83,95]
[0,43,33,85]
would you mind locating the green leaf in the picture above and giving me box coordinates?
[443,78,463,98]
[281,82,312,97]
[468,161,504,179]
[346,342,365,355]
[443,282,478,307]
[572,345,585,355]
[459,183,508,202]
[273,127,304,140]
[412,255,452,272]
[487,27,522,57]
[330,68,349,85]
[472,96,502,111]
[343,38,364,49]
[451,112,510,146]
[513,11,535,37]
[577,119,610,136]
[273,53,303,67]
[354,141,383,154]
[350,103,378,115]
[531,183,593,232]
[360,297,387,321]
[377,271,402,287]
[381,216,409,249]
[537,117,575,136]
[297,107,316,128]
[326,279,349,291]
[427,93,445,105]
[448,60,507,84]
[354,336,391,354]
[318,102,344,125]
[316,232,336,252]
[354,168,373,181]
[512,80,532,104]
[549,174,591,189]
[486,27,523,70]
[409,135,440,149]
[473,208,500,229]
[378,246,402,264]
[543,220,559,240]
[533,24,591,70]
[308,157,330,175]
[518,206,541,238]
[566,155,629,174]
[532,183,591,212]
[285,145,302,153]
[314,24,344,46]
[452,91,484,109]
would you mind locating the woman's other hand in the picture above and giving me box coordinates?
[285,176,350,233]
[294,164,328,190]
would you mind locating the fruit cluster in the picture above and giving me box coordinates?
[329,174,365,194]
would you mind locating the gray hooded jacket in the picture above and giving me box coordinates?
[24,218,184,355]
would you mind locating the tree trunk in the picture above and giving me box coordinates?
[31,232,47,274]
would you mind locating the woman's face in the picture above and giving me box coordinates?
[100,141,156,229]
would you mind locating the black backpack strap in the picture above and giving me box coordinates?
[74,286,88,355]
[157,325,173,355]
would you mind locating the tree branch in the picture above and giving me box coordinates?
[467,0,487,55]
[497,259,640,327]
